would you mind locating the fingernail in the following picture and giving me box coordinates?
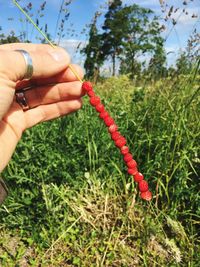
[49,49,69,62]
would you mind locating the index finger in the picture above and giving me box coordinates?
[0,43,83,88]
[0,43,71,82]
[16,63,84,90]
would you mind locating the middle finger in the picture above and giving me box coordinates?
[17,81,84,109]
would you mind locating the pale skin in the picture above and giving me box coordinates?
[0,43,84,172]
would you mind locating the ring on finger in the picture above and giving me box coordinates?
[15,87,31,111]
[15,49,33,80]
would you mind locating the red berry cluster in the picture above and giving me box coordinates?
[82,81,152,201]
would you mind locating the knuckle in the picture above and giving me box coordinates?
[71,99,82,112]
[76,99,83,109]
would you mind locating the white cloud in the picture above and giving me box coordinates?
[164,44,186,66]
[165,45,180,54]
[59,39,88,65]
[59,39,87,51]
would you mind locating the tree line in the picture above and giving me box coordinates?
[81,0,199,80]
[0,0,198,81]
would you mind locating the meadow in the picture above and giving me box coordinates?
[0,74,199,266]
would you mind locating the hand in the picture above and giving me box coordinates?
[0,43,84,172]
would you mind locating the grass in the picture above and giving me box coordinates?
[0,74,199,266]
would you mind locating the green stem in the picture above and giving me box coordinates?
[12,0,55,47]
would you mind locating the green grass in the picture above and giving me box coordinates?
[0,75,199,266]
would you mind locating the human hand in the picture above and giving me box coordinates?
[0,43,84,172]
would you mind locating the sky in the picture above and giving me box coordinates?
[0,0,199,68]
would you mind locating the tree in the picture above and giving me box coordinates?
[119,58,142,77]
[147,37,167,79]
[83,2,166,79]
[81,12,103,80]
[0,31,20,44]
[101,0,125,76]
[120,5,166,79]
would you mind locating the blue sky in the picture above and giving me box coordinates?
[0,0,199,68]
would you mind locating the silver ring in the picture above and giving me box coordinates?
[15,89,29,111]
[15,49,33,80]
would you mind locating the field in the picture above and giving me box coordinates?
[0,74,199,266]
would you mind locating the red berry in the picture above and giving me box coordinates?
[111,131,121,141]
[104,117,115,127]
[121,146,129,155]
[127,168,138,175]
[90,96,101,106]
[140,191,152,201]
[126,159,137,168]
[108,124,118,133]
[82,81,93,92]
[138,180,149,192]
[88,90,95,97]
[95,103,105,113]
[123,153,133,162]
[115,137,126,148]
[99,111,109,119]
[134,172,144,182]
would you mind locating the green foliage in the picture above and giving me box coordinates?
[81,12,103,80]
[82,1,166,79]
[176,51,193,75]
[0,75,199,266]
[119,5,166,79]
[101,0,125,76]
[0,31,20,44]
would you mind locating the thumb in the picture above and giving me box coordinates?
[0,45,70,120]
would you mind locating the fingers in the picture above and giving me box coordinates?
[46,63,84,83]
[24,99,82,128]
[16,64,84,89]
[0,44,70,82]
[0,43,52,51]
[0,97,82,172]
[0,87,15,121]
[3,96,82,137]
[23,81,84,108]
[0,43,84,84]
